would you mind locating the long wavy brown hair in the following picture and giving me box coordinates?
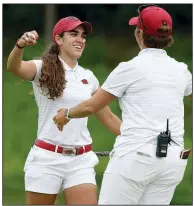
[39,32,67,100]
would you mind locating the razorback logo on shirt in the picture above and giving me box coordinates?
[81,79,88,84]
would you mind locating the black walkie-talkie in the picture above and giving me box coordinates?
[156,119,171,158]
[165,119,171,144]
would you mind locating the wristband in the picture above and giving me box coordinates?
[16,39,25,49]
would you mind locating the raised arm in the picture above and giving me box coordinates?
[7,31,39,80]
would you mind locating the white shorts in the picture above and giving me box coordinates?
[99,143,188,205]
[24,145,99,194]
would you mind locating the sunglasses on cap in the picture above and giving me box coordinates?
[137,4,159,30]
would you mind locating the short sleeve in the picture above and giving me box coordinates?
[31,60,43,83]
[91,73,100,94]
[184,69,192,96]
[101,62,131,97]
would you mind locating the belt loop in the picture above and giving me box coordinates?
[55,145,59,153]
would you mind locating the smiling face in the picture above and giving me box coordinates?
[55,25,87,60]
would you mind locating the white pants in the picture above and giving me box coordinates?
[99,143,187,205]
[24,145,99,194]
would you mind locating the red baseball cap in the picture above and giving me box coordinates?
[53,16,92,42]
[129,6,172,36]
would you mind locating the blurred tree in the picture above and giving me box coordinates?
[3,4,44,37]
[3,4,192,38]
[44,5,57,44]
[3,4,192,49]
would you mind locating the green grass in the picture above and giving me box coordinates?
[3,35,192,204]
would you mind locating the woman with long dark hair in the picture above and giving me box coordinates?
[7,16,121,205]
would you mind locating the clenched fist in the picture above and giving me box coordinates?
[17,30,39,48]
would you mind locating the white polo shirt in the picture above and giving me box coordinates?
[101,48,192,157]
[32,56,99,147]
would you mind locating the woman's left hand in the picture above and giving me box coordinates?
[53,108,70,131]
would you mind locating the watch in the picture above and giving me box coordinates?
[64,108,71,120]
